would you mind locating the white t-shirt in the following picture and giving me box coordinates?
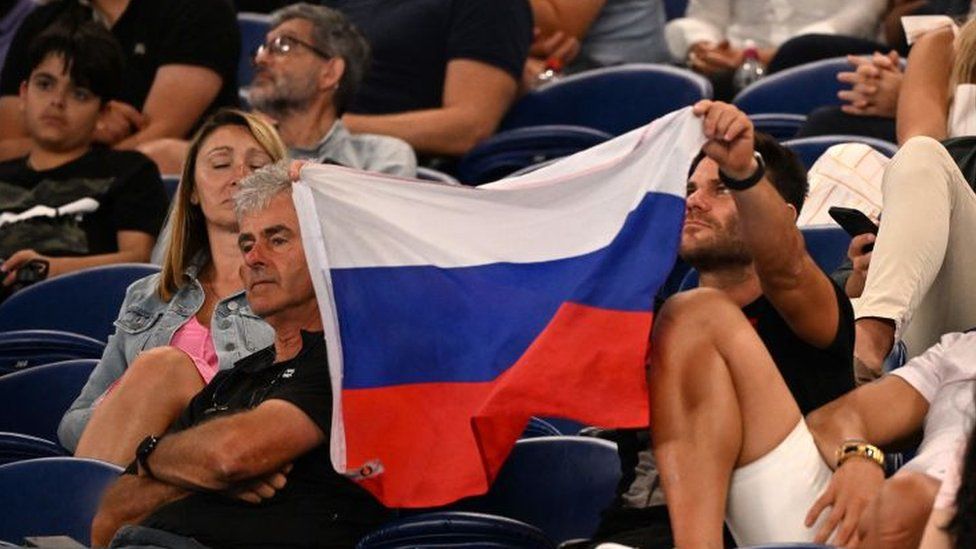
[893,331,976,480]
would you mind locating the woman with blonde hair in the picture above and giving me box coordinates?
[58,109,287,465]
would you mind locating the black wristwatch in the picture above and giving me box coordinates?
[718,151,766,191]
[136,435,162,478]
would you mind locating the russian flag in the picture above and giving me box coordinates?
[293,108,706,507]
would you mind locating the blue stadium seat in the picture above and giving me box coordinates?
[784,135,898,168]
[415,167,461,186]
[664,0,688,19]
[0,330,104,375]
[783,135,898,169]
[0,457,123,545]
[0,432,69,466]
[0,359,97,442]
[0,263,160,342]
[521,417,562,438]
[733,57,851,116]
[539,417,586,435]
[237,12,272,90]
[750,113,807,141]
[458,125,612,185]
[500,64,712,136]
[679,226,852,291]
[162,174,180,201]
[358,511,556,549]
[445,436,621,543]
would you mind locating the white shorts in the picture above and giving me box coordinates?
[726,419,833,546]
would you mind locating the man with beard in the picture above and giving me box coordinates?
[141,3,415,177]
[586,102,856,548]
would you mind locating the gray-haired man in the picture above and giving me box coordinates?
[141,3,416,177]
[93,162,391,549]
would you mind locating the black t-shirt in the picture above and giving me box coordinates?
[0,147,167,258]
[0,0,239,121]
[141,331,393,549]
[743,279,856,414]
[322,0,532,115]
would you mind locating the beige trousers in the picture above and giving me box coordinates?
[855,136,976,357]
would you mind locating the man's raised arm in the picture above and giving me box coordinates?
[693,100,842,349]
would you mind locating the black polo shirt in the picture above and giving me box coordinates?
[140,331,392,549]
[0,0,239,121]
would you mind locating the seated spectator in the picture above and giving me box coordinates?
[59,109,281,463]
[652,314,976,546]
[918,395,975,549]
[0,0,36,76]
[588,102,855,548]
[524,0,669,84]
[0,0,241,162]
[799,15,976,144]
[666,0,887,99]
[91,161,393,548]
[141,3,416,177]
[325,0,533,158]
[0,22,167,289]
[852,135,976,382]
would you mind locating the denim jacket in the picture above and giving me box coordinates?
[57,260,275,450]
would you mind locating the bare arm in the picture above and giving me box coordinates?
[2,231,155,286]
[529,0,606,39]
[343,59,518,156]
[693,100,842,348]
[114,65,223,149]
[806,375,929,458]
[144,399,324,492]
[919,508,955,549]
[897,27,954,144]
[91,474,188,547]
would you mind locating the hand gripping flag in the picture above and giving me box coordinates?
[292,107,707,507]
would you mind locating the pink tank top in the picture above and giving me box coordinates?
[169,316,221,384]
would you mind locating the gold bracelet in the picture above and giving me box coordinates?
[835,440,885,470]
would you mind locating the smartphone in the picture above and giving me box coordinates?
[828,206,878,253]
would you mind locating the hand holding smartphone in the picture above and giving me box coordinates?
[828,206,879,252]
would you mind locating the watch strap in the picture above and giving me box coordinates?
[718,151,765,191]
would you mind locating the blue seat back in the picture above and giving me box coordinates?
[0,432,70,466]
[0,457,122,545]
[783,135,898,169]
[500,64,711,136]
[0,359,97,442]
[750,113,807,141]
[162,174,180,201]
[357,511,555,549]
[733,57,850,116]
[237,12,272,89]
[664,0,688,19]
[0,330,104,375]
[0,263,160,342]
[446,436,621,543]
[458,125,612,185]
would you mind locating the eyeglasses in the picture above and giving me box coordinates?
[253,35,330,61]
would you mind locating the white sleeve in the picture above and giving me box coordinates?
[796,0,887,40]
[891,332,969,403]
[663,0,729,61]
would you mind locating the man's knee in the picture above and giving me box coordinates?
[656,287,748,338]
[864,472,939,547]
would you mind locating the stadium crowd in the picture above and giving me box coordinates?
[1,0,976,548]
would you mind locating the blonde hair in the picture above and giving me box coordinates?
[158,109,287,301]
[951,19,976,95]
